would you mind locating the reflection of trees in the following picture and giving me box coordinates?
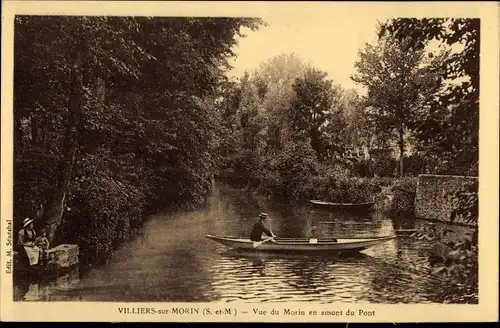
[391,216,417,230]
[218,250,376,302]
[214,183,269,228]
[271,253,375,301]
[13,277,33,301]
[311,211,384,239]
[14,265,81,301]
[363,256,434,303]
[162,247,215,302]
[423,271,478,304]
[283,259,331,293]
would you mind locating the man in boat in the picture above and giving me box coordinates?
[250,213,276,241]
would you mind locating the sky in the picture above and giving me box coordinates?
[227,14,383,94]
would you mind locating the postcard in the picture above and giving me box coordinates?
[1,0,498,323]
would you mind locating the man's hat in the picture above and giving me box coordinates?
[259,213,269,219]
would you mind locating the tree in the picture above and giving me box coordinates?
[237,73,265,153]
[253,53,312,153]
[351,32,446,177]
[218,72,266,186]
[380,19,479,175]
[289,68,345,161]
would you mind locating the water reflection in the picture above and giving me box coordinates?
[211,249,378,303]
[13,183,477,303]
[14,265,81,301]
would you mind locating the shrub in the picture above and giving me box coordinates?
[351,158,373,177]
[370,176,396,188]
[404,154,427,176]
[60,151,150,265]
[309,166,384,203]
[372,157,398,177]
[410,223,478,303]
[390,176,418,216]
[327,176,378,203]
[260,142,319,201]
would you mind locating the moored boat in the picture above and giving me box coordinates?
[309,199,375,212]
[206,234,395,254]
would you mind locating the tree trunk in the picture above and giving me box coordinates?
[14,116,22,152]
[42,126,48,147]
[96,76,106,112]
[40,114,48,147]
[399,122,404,177]
[31,116,38,145]
[43,35,87,244]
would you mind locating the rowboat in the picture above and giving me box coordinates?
[206,234,395,254]
[309,199,375,212]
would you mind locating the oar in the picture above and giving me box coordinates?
[253,236,275,248]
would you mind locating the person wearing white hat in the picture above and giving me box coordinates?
[249,213,276,242]
[17,217,40,266]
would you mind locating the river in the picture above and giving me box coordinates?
[13,183,477,303]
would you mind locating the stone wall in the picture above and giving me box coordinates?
[46,244,79,269]
[414,174,478,226]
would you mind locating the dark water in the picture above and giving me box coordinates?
[14,183,477,303]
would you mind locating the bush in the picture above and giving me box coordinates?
[327,176,380,203]
[218,150,263,188]
[350,156,398,178]
[410,223,478,303]
[390,176,418,216]
[351,158,373,177]
[259,142,319,201]
[372,157,398,177]
[370,176,396,188]
[309,165,384,203]
[59,151,150,265]
[404,154,427,176]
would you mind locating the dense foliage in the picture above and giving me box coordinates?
[351,30,447,177]
[380,18,479,176]
[411,222,478,303]
[390,177,418,216]
[14,16,264,263]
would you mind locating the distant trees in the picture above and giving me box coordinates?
[254,53,312,154]
[351,30,447,177]
[217,53,313,186]
[290,68,346,161]
[217,53,373,200]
